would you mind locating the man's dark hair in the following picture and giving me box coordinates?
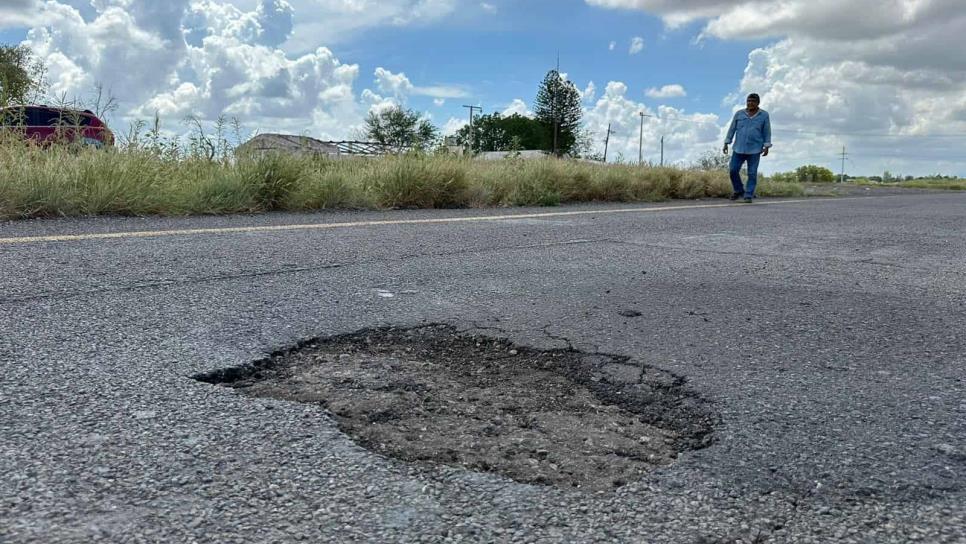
[747,93,760,102]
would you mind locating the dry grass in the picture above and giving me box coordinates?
[0,141,805,220]
[897,179,966,191]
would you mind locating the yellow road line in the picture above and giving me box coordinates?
[0,199,816,245]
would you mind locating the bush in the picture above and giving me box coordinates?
[795,165,836,183]
[238,153,306,210]
[368,155,471,208]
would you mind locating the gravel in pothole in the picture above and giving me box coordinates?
[195,325,716,490]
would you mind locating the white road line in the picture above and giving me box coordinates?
[0,199,819,245]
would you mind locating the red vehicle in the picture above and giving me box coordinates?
[0,105,114,148]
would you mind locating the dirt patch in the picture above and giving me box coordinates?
[195,325,716,490]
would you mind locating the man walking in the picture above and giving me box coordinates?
[724,93,772,203]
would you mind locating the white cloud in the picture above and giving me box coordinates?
[501,98,531,117]
[283,0,458,49]
[17,1,471,142]
[434,98,446,106]
[0,0,41,29]
[372,68,467,101]
[442,116,466,135]
[581,81,597,103]
[629,36,645,54]
[373,67,414,100]
[588,0,966,175]
[645,84,687,99]
[583,81,720,164]
[413,85,469,99]
[480,2,497,13]
[608,40,616,51]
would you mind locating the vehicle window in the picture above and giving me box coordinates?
[53,110,94,126]
[24,107,59,126]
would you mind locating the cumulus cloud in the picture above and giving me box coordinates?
[371,68,468,104]
[608,40,616,51]
[0,0,41,28]
[283,0,458,49]
[442,116,466,135]
[501,98,531,117]
[628,36,644,54]
[480,2,497,13]
[17,0,468,142]
[645,84,686,99]
[583,81,720,164]
[588,0,966,174]
[374,67,415,100]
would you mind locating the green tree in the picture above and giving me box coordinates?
[454,112,550,153]
[533,69,583,156]
[364,105,439,151]
[0,44,44,107]
[794,164,836,182]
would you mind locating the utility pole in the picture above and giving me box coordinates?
[603,123,615,163]
[462,105,481,155]
[660,135,664,167]
[839,145,849,183]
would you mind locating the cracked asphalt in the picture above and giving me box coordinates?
[1,194,964,543]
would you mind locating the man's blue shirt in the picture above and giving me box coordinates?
[725,109,772,155]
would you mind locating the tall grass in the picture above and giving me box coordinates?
[897,179,966,191]
[0,139,805,220]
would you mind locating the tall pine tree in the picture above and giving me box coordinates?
[533,69,583,156]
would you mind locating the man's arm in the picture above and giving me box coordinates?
[724,113,737,153]
[762,114,772,156]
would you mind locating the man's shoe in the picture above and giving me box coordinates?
[742,197,753,203]
[729,192,742,201]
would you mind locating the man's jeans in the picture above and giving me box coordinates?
[729,152,761,198]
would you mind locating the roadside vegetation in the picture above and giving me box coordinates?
[849,172,966,190]
[0,134,806,220]
[895,179,966,190]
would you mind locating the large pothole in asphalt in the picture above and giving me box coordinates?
[195,325,717,491]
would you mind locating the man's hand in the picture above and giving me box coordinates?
[762,147,770,157]
[723,144,729,155]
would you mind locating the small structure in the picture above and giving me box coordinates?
[443,136,464,156]
[478,150,550,161]
[236,133,341,158]
[237,134,408,158]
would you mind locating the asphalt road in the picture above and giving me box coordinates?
[1,194,964,543]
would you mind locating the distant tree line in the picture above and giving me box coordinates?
[364,68,587,157]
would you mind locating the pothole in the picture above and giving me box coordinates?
[195,325,717,490]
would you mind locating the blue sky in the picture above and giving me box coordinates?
[339,1,768,123]
[2,0,965,176]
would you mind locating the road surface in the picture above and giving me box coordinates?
[1,194,964,543]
